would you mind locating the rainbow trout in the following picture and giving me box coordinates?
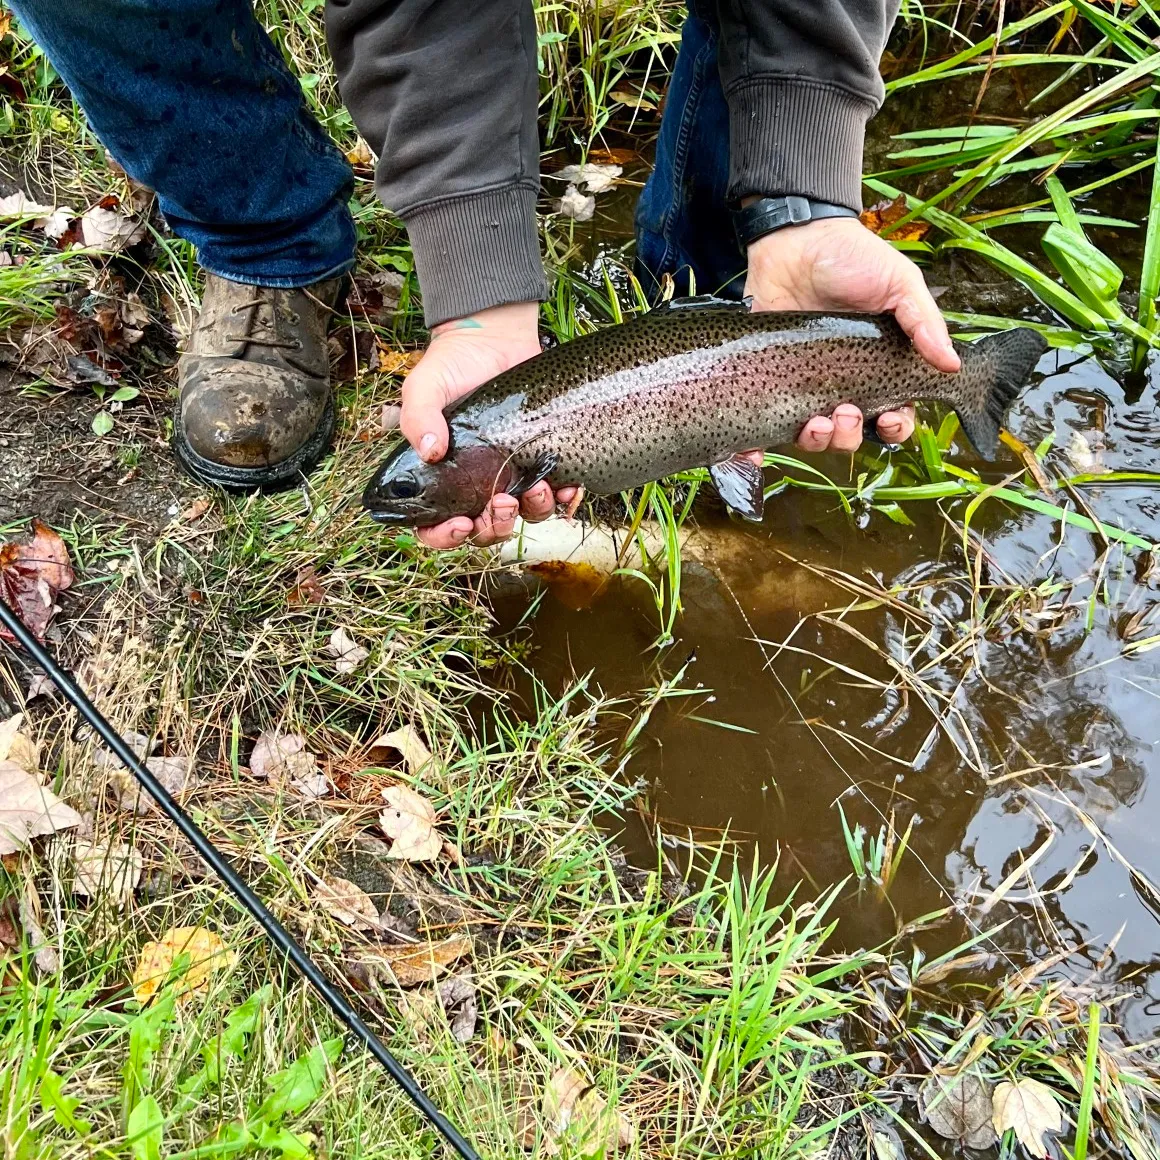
[363,298,1046,527]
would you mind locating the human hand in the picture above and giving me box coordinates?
[744,215,960,456]
[399,301,578,549]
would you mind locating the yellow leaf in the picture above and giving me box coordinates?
[993,1078,1063,1157]
[379,784,443,861]
[132,926,235,1006]
[0,714,38,775]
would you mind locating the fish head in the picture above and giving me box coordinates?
[363,437,509,528]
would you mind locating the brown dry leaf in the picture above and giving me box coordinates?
[920,1072,997,1150]
[80,204,146,251]
[992,1078,1062,1157]
[18,888,57,974]
[859,194,930,242]
[369,934,472,987]
[0,762,82,855]
[370,725,435,777]
[288,565,326,606]
[379,785,442,862]
[0,714,39,775]
[25,674,56,701]
[313,875,379,930]
[377,346,423,377]
[542,1067,636,1156]
[326,626,369,675]
[72,839,142,906]
[588,146,638,166]
[556,185,594,222]
[250,730,319,788]
[180,497,212,523]
[0,520,75,642]
[346,138,374,167]
[439,973,478,1042]
[132,925,235,1006]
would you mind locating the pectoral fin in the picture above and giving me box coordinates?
[709,454,765,522]
[507,450,559,497]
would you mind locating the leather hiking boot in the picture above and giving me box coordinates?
[173,273,345,491]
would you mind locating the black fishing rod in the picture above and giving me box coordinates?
[0,596,480,1160]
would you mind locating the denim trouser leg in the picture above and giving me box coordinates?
[8,0,356,287]
[634,0,746,302]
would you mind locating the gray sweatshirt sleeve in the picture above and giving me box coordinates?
[715,0,900,211]
[326,0,548,327]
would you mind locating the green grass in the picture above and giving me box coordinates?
[3,3,1160,1160]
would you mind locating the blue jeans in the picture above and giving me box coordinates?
[635,0,746,301]
[9,0,357,288]
[12,0,728,297]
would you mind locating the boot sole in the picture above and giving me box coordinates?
[171,392,337,494]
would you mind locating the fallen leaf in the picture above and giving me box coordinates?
[179,497,212,523]
[17,889,57,974]
[920,1072,997,1150]
[25,674,56,701]
[377,346,423,376]
[588,146,638,166]
[326,626,369,675]
[37,207,76,240]
[249,730,319,788]
[288,565,326,606]
[370,725,435,777]
[313,875,379,930]
[542,1067,636,1156]
[367,934,472,987]
[0,520,75,642]
[549,162,622,194]
[0,762,82,855]
[439,972,478,1042]
[0,190,56,219]
[72,839,142,906]
[609,87,656,110]
[992,1078,1062,1157]
[290,770,329,799]
[132,926,235,1006]
[0,715,38,775]
[556,184,595,222]
[80,204,146,251]
[859,194,930,242]
[871,1128,905,1160]
[346,138,374,167]
[379,785,442,862]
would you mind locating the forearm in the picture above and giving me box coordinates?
[326,0,547,326]
[714,0,900,209]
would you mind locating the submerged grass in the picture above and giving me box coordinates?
[2,2,1160,1160]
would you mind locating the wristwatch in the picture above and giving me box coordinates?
[733,195,859,250]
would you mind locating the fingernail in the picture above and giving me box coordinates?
[419,433,437,458]
[837,411,860,431]
[450,527,468,542]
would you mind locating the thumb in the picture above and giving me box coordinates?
[399,355,453,462]
[890,264,961,374]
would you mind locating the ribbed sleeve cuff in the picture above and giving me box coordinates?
[725,79,875,212]
[401,184,549,327]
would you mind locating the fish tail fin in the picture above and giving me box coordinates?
[952,328,1047,460]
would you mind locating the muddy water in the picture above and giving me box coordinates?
[500,55,1160,1042]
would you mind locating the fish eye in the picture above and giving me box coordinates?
[385,476,420,500]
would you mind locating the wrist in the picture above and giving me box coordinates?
[431,300,540,341]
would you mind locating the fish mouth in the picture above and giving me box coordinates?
[364,501,443,528]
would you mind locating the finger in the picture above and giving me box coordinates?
[519,481,555,523]
[470,494,520,546]
[891,267,961,374]
[417,517,473,550]
[400,366,451,462]
[556,486,578,504]
[829,404,864,453]
[875,406,916,445]
[796,415,835,453]
[742,449,764,467]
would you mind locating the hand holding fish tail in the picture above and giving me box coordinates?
[746,216,960,454]
[400,301,578,548]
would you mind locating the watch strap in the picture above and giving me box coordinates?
[733,195,859,250]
